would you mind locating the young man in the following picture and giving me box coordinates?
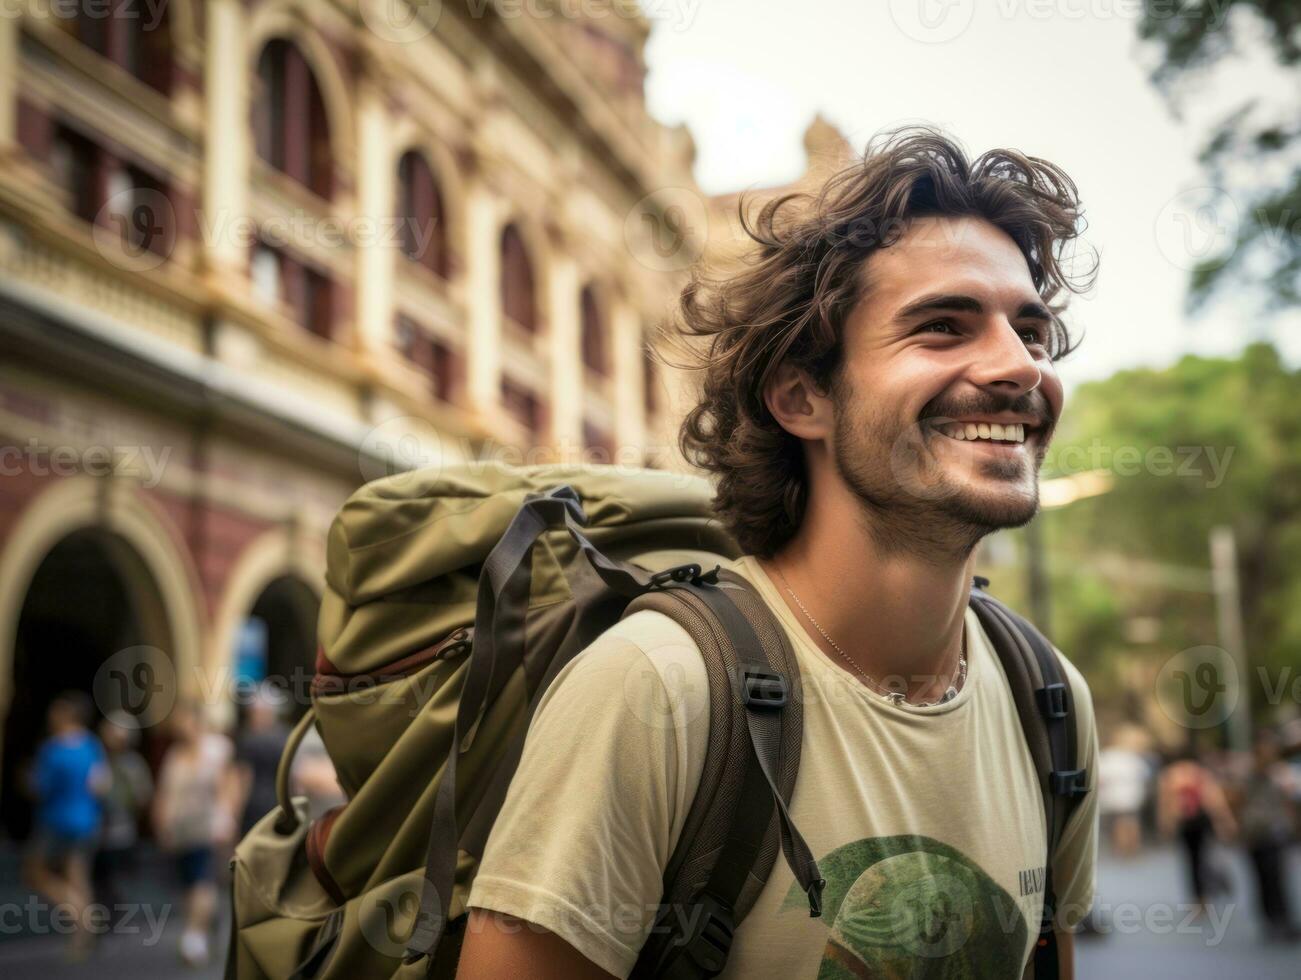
[459,126,1101,978]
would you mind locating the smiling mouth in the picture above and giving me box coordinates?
[930,421,1033,446]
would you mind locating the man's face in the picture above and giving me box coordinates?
[826,215,1064,545]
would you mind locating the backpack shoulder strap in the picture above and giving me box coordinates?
[623,566,823,979]
[967,576,1089,980]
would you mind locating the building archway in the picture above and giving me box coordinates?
[213,527,324,728]
[0,478,202,838]
[234,575,319,725]
[0,528,173,838]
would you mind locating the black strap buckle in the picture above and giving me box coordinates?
[1036,682,1070,720]
[737,664,788,710]
[649,562,722,589]
[1050,768,1088,798]
[672,893,735,976]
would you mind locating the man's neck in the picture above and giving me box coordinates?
[757,480,976,704]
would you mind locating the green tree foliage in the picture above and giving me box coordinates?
[1033,342,1300,716]
[1137,0,1301,311]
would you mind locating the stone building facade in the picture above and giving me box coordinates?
[0,0,712,835]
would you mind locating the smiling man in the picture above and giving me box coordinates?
[459,126,1100,979]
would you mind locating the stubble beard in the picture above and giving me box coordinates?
[830,389,1044,563]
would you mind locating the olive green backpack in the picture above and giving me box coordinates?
[226,461,1087,980]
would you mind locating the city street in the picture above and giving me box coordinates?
[0,843,1296,977]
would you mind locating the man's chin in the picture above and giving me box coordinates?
[937,483,1040,531]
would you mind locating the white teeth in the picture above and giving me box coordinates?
[937,422,1028,444]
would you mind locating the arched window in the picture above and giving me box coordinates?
[64,0,172,94]
[253,39,332,199]
[500,224,536,333]
[580,285,607,377]
[396,150,448,278]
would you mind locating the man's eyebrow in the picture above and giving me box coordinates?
[891,293,1054,324]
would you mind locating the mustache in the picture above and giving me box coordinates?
[919,392,1053,428]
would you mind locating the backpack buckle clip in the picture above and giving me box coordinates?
[672,893,734,975]
[1051,768,1088,798]
[649,563,722,589]
[737,665,788,710]
[650,563,701,588]
[1036,682,1070,719]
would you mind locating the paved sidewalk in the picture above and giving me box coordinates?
[0,843,225,979]
[1077,842,1300,978]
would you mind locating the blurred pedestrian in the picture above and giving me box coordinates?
[291,722,346,823]
[233,684,290,837]
[152,701,239,967]
[93,712,152,917]
[1098,729,1152,856]
[1157,746,1238,916]
[1239,729,1299,941]
[22,691,108,959]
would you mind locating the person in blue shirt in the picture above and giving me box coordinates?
[23,691,108,958]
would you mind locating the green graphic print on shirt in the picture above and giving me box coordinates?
[781,835,1029,979]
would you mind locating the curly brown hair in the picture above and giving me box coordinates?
[661,124,1096,559]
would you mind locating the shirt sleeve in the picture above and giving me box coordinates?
[466,610,711,978]
[1050,651,1100,930]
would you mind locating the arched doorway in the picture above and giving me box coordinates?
[234,575,318,725]
[0,529,173,839]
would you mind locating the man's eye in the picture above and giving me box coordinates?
[1019,327,1047,346]
[920,320,958,335]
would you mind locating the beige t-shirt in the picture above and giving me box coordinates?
[468,555,1098,978]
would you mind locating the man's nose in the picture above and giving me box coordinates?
[968,320,1042,394]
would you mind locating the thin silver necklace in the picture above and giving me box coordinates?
[771,562,967,708]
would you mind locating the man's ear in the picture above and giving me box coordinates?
[764,361,834,441]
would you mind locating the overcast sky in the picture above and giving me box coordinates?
[639,0,1298,389]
